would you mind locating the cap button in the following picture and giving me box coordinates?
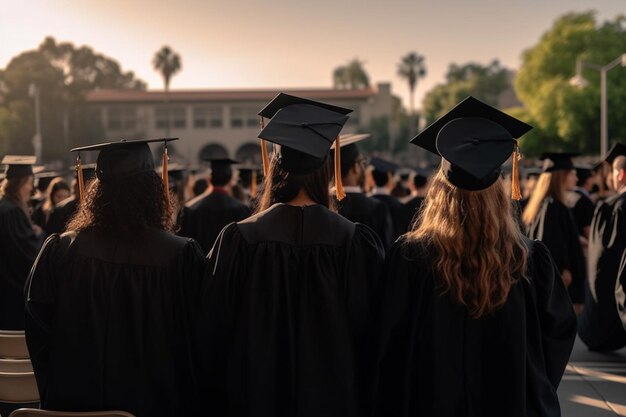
[300,122,308,128]
[472,139,480,145]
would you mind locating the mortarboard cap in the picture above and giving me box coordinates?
[2,155,36,180]
[524,167,542,179]
[71,138,179,181]
[331,134,370,174]
[410,96,532,195]
[370,157,399,174]
[603,143,626,164]
[540,152,578,173]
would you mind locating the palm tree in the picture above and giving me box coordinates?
[152,46,182,136]
[333,58,370,89]
[397,52,426,133]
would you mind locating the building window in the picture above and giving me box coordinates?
[231,107,257,128]
[155,106,186,129]
[107,106,137,130]
[193,106,222,129]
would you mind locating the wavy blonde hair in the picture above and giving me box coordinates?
[521,170,570,226]
[406,169,528,318]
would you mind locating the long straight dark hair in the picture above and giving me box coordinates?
[256,153,334,213]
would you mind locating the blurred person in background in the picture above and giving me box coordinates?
[523,153,586,313]
[0,155,44,330]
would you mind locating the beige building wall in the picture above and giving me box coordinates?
[87,83,395,164]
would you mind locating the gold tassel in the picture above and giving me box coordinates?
[162,143,170,207]
[76,153,85,203]
[259,117,270,176]
[250,170,257,198]
[511,140,522,201]
[335,135,346,201]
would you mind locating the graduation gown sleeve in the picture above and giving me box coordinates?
[0,201,43,329]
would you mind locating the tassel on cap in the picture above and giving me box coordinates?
[334,135,346,201]
[511,140,522,201]
[162,142,170,207]
[250,170,257,198]
[76,153,85,203]
[259,117,270,176]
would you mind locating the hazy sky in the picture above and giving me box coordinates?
[1,0,623,109]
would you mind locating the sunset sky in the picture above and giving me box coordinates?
[1,0,623,109]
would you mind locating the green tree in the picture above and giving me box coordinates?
[397,52,426,133]
[0,37,146,161]
[515,12,626,155]
[333,59,370,89]
[421,59,511,124]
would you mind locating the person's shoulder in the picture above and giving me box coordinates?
[0,198,20,215]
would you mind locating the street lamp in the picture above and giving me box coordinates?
[570,54,626,157]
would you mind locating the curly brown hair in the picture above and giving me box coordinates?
[67,171,176,234]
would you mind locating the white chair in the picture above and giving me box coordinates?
[0,372,38,403]
[0,360,32,373]
[9,409,135,417]
[0,332,29,359]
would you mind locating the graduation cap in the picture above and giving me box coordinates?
[1,155,36,180]
[410,96,533,199]
[574,165,593,185]
[370,157,399,174]
[539,152,578,173]
[257,93,352,200]
[35,170,67,192]
[204,158,238,186]
[603,143,626,164]
[524,167,542,180]
[330,134,370,175]
[71,138,179,204]
[237,163,263,197]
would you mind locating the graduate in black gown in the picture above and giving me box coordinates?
[399,170,428,233]
[199,93,385,417]
[0,155,44,330]
[32,176,71,233]
[375,96,576,417]
[45,165,96,234]
[25,138,208,417]
[369,157,404,241]
[333,134,394,250]
[522,153,587,310]
[567,165,596,239]
[179,158,251,254]
[579,147,626,351]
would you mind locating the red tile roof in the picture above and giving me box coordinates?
[86,88,377,103]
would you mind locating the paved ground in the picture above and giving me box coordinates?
[560,337,626,416]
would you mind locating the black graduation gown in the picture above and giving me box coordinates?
[45,196,77,235]
[337,192,394,250]
[371,193,404,242]
[0,198,43,329]
[399,196,424,233]
[25,229,208,417]
[200,203,385,417]
[526,198,586,303]
[569,190,595,236]
[179,191,251,254]
[374,237,577,417]
[578,192,626,351]
[32,201,47,230]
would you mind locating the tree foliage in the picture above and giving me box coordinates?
[333,59,370,89]
[397,52,427,112]
[421,59,511,124]
[152,46,182,91]
[515,11,626,155]
[0,37,146,162]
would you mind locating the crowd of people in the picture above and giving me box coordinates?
[0,93,624,417]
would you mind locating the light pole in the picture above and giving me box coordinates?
[570,54,626,157]
[28,83,42,161]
